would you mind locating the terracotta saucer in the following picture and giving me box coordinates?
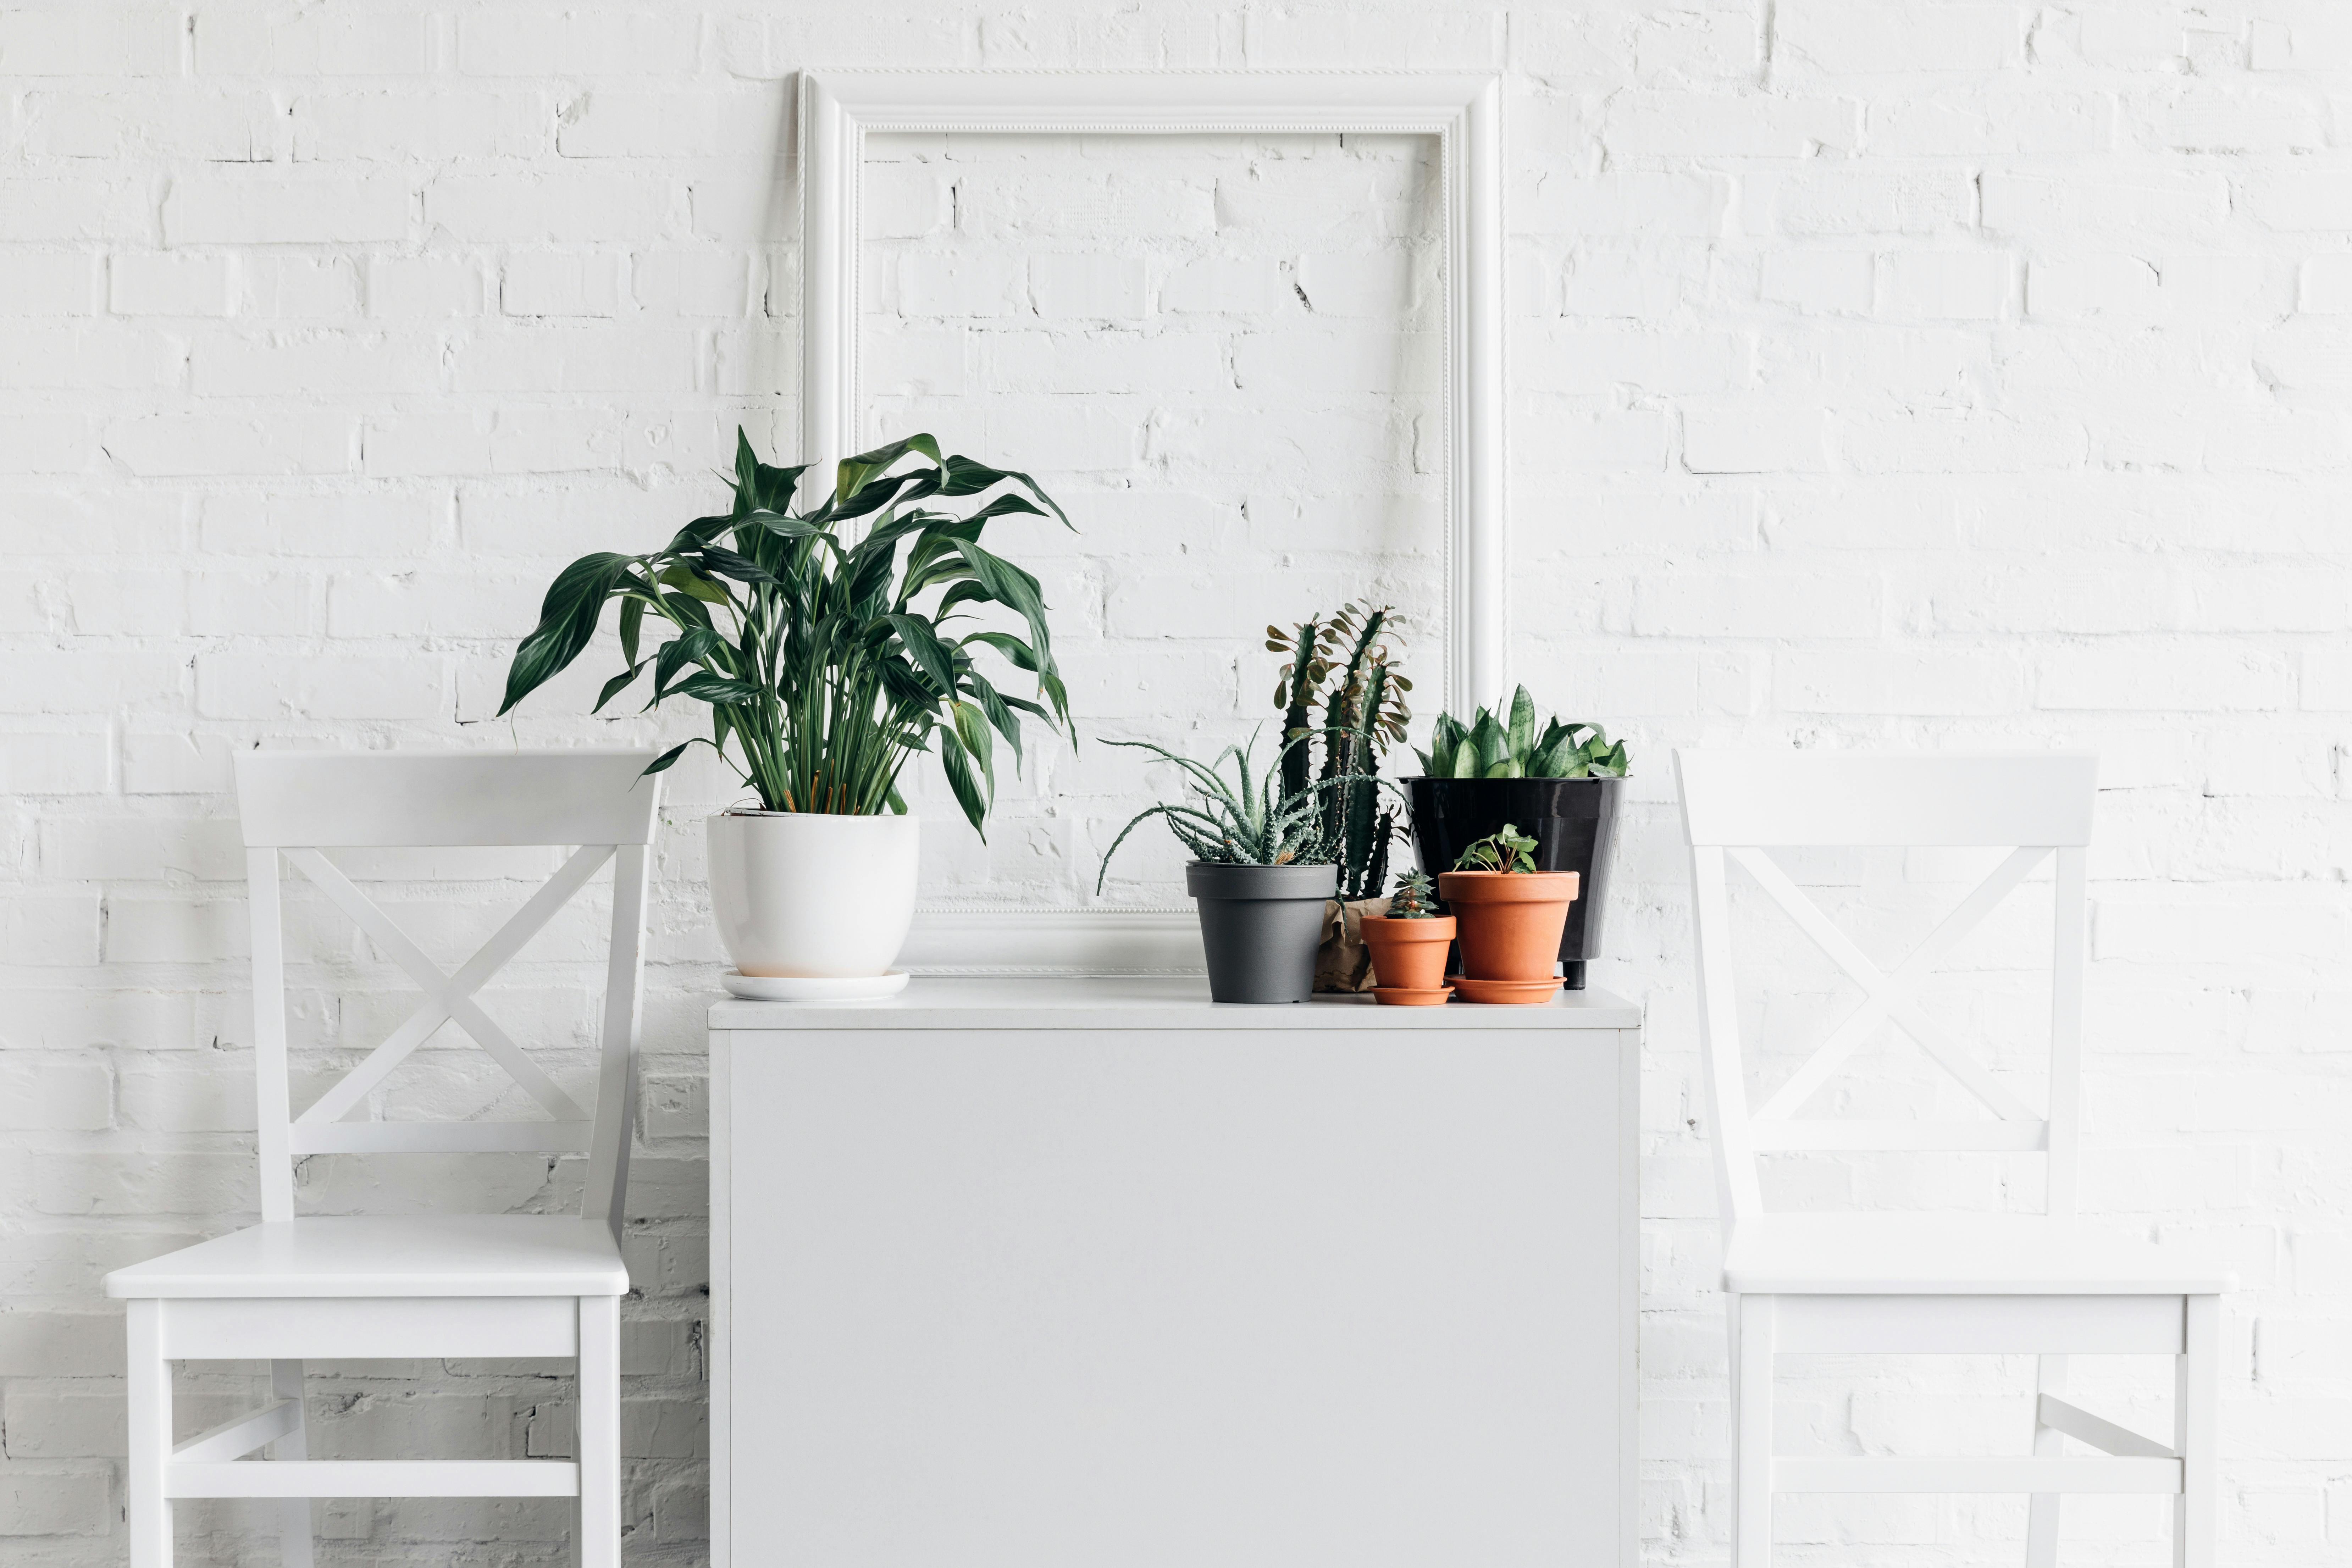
[1448,974,1562,1006]
[1370,985,1453,1007]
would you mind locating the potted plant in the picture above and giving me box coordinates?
[1097,733,1337,1004]
[1357,870,1454,1005]
[498,429,1073,986]
[1407,686,1628,990]
[1264,603,1412,992]
[1437,824,1579,1005]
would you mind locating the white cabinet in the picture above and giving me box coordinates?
[710,977,1640,1568]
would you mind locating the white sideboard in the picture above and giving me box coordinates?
[709,977,1641,1568]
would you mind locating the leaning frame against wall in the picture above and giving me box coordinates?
[799,70,1504,973]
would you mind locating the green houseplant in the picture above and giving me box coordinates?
[1096,733,1338,1004]
[1356,870,1455,1004]
[1438,821,1579,1005]
[498,428,1074,984]
[1406,687,1631,992]
[1266,603,1411,992]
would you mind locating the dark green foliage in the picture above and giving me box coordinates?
[1384,870,1440,919]
[1455,822,1540,875]
[1264,602,1412,901]
[498,428,1073,837]
[1416,685,1631,780]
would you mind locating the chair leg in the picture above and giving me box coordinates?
[578,1296,621,1568]
[270,1359,314,1568]
[2176,1296,2218,1568]
[2025,1354,2067,1566]
[1732,1294,1774,1568]
[126,1301,172,1568]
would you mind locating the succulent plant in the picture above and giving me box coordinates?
[1415,685,1629,780]
[1265,602,1412,901]
[1096,731,1337,891]
[1455,822,1540,875]
[1384,870,1440,919]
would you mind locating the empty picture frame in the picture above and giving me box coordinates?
[797,70,1505,973]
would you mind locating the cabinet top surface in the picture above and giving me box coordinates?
[710,976,1640,1030]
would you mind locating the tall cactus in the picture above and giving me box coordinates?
[1266,602,1411,901]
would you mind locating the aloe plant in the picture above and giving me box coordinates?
[1415,685,1629,780]
[1455,822,1539,874]
[497,428,1072,837]
[1095,732,1335,893]
[1264,602,1412,900]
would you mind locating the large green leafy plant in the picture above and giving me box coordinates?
[1094,733,1334,893]
[498,430,1072,835]
[1416,686,1629,780]
[1264,602,1411,900]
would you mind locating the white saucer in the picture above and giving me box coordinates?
[721,970,911,1002]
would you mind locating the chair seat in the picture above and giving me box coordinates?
[103,1215,628,1300]
[1722,1214,2236,1296]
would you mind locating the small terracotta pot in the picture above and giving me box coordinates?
[1358,913,1456,996]
[1437,870,1580,982]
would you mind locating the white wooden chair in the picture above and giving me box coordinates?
[1673,750,2231,1568]
[104,749,659,1568]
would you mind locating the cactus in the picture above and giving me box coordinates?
[1265,603,1412,901]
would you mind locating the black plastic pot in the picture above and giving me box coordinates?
[1185,861,1338,1004]
[1404,776,1622,989]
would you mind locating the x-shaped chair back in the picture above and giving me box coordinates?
[235,750,660,1237]
[1673,751,2098,1224]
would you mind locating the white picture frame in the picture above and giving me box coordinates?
[798,69,1505,974]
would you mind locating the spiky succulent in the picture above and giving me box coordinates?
[1416,685,1629,780]
[1096,732,1337,891]
[1385,870,1440,919]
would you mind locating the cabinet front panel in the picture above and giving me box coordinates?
[723,1026,1627,1568]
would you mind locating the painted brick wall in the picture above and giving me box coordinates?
[3,3,2349,1564]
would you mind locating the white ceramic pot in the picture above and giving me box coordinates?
[706,810,920,977]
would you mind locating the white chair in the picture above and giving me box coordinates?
[105,749,659,1568]
[1673,750,2231,1568]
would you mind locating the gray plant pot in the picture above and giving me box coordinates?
[1185,861,1339,1004]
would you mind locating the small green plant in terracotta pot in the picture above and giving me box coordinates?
[1438,823,1579,1004]
[1357,870,1456,1004]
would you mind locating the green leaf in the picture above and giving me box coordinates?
[697,545,776,584]
[1507,685,1537,766]
[618,595,644,666]
[834,433,942,503]
[593,662,644,714]
[674,671,766,705]
[497,552,632,716]
[1469,711,1509,775]
[643,742,692,775]
[885,613,957,693]
[961,670,1024,765]
[939,731,989,837]
[961,630,1042,674]
[657,564,732,605]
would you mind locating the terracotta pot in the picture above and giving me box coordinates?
[1358,913,1457,995]
[1436,870,1579,982]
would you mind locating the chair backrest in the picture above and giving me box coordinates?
[1673,750,2097,1225]
[236,750,660,1237]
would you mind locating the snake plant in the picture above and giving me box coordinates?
[496,428,1073,838]
[1416,685,1629,780]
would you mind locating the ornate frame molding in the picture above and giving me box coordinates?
[799,70,1505,974]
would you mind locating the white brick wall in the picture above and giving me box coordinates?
[2,3,2347,1564]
